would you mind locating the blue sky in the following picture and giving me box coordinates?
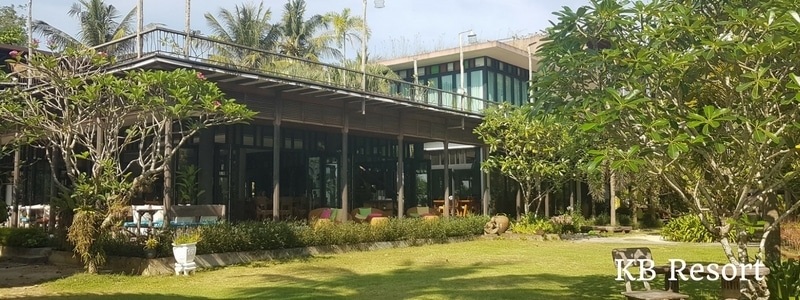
[8,0,591,59]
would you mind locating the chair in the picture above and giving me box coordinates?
[308,207,344,224]
[611,248,689,300]
[351,207,385,223]
[255,195,270,220]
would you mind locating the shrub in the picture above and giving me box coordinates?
[660,214,737,243]
[511,214,556,234]
[0,227,49,248]
[550,214,575,234]
[594,214,610,226]
[781,220,800,258]
[618,214,632,226]
[765,258,800,300]
[640,211,663,229]
[0,201,7,224]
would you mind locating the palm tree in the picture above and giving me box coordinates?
[276,0,338,61]
[33,0,136,49]
[324,8,366,68]
[204,2,279,67]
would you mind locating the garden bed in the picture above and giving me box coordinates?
[51,235,478,275]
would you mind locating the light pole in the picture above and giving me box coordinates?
[361,0,385,114]
[527,42,537,103]
[458,30,477,109]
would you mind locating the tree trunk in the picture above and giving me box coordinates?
[609,171,616,227]
[763,193,781,262]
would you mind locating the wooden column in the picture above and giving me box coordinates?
[11,146,20,228]
[272,97,282,220]
[443,134,450,218]
[341,113,349,223]
[396,135,404,219]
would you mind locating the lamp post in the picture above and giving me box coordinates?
[527,42,537,103]
[458,30,477,109]
[361,0,385,114]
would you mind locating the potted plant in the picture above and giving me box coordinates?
[172,228,201,275]
[143,237,159,259]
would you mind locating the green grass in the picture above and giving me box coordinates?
[2,238,730,299]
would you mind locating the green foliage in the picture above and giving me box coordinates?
[617,214,632,227]
[511,214,556,234]
[593,214,610,226]
[0,5,27,45]
[0,200,7,224]
[475,104,576,215]
[175,165,204,205]
[173,227,202,245]
[0,227,49,248]
[640,212,663,229]
[661,214,737,243]
[765,258,800,300]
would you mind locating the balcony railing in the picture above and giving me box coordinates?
[93,27,492,116]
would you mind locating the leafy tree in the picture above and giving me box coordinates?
[474,104,574,218]
[33,0,135,49]
[204,2,279,67]
[276,0,338,61]
[0,4,27,46]
[0,48,255,273]
[534,1,800,298]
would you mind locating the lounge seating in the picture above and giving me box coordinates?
[351,207,385,223]
[611,247,689,300]
[406,206,437,218]
[308,207,345,224]
[168,204,226,227]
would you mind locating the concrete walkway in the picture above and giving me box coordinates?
[570,233,718,246]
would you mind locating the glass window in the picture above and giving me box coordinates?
[447,62,454,72]
[214,132,226,144]
[495,73,503,102]
[398,70,407,78]
[426,78,439,105]
[475,57,485,67]
[431,65,439,75]
[487,71,495,102]
[417,67,426,76]
[469,70,484,112]
[512,78,520,105]
[441,75,454,108]
[504,75,513,103]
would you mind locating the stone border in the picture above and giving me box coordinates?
[0,246,52,259]
[50,235,478,275]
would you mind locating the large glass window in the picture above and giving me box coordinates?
[442,74,454,109]
[469,70,484,113]
[426,78,439,105]
[512,78,520,106]
[495,73,503,103]
[504,75,513,103]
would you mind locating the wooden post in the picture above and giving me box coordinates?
[396,135,404,218]
[272,97,282,220]
[340,111,349,223]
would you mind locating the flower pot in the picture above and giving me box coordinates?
[172,242,197,265]
[491,215,510,234]
[145,249,157,259]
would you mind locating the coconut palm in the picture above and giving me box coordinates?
[324,8,367,68]
[33,0,136,49]
[204,2,279,67]
[276,0,338,61]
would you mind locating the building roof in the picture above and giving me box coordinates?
[378,35,545,71]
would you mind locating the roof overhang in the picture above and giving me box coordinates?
[379,41,536,71]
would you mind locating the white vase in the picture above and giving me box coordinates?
[172,242,197,265]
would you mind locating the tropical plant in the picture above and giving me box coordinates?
[0,4,27,46]
[33,0,136,50]
[324,8,366,69]
[176,165,204,205]
[0,48,255,273]
[204,2,279,68]
[474,103,575,217]
[144,237,159,250]
[276,0,338,61]
[534,1,800,298]
[173,228,202,245]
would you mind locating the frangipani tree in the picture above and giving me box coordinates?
[0,48,255,273]
[475,103,573,218]
[534,0,800,298]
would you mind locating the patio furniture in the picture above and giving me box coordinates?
[406,206,437,218]
[611,247,689,300]
[168,205,225,227]
[351,207,385,223]
[308,207,345,224]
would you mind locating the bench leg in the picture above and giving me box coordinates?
[665,277,680,292]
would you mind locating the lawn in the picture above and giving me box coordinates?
[2,238,729,299]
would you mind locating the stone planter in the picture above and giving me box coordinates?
[172,243,197,275]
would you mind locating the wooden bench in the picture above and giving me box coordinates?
[168,205,225,227]
[611,247,689,300]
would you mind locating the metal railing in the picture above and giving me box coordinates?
[93,27,493,116]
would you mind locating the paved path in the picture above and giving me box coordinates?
[571,233,718,246]
[0,259,81,289]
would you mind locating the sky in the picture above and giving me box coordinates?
[6,0,591,60]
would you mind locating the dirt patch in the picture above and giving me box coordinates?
[0,260,82,289]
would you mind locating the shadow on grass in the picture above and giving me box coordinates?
[6,294,211,300]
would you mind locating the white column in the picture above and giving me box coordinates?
[443,135,450,217]
[481,146,489,215]
[341,113,350,222]
[136,0,143,58]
